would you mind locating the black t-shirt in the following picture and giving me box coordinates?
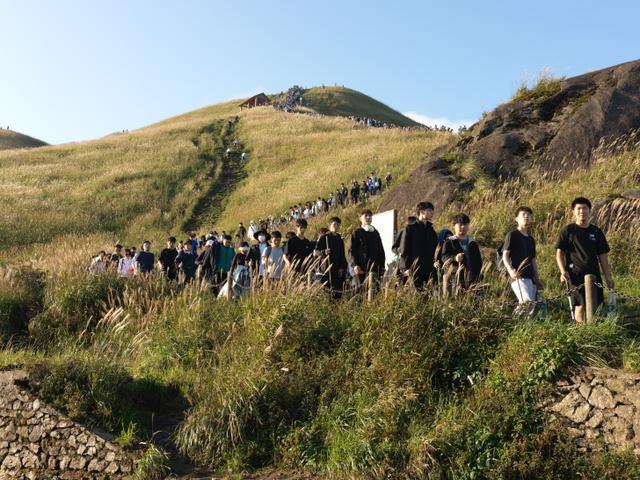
[284,236,315,271]
[316,232,347,270]
[555,223,610,279]
[159,248,178,272]
[503,230,536,279]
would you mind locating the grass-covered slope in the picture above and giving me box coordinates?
[301,86,418,127]
[0,90,446,249]
[1,145,640,479]
[216,108,446,230]
[0,129,47,150]
[0,100,240,247]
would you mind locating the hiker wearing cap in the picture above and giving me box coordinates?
[284,218,315,273]
[398,201,439,289]
[197,238,218,287]
[250,230,271,278]
[349,209,386,287]
[315,217,348,298]
[229,242,252,296]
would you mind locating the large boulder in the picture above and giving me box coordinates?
[382,59,640,213]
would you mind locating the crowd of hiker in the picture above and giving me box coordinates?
[236,172,393,235]
[88,196,614,322]
[273,85,305,112]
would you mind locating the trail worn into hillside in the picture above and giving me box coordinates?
[182,118,247,232]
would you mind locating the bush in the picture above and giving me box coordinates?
[29,272,128,345]
[0,266,45,344]
[27,356,176,441]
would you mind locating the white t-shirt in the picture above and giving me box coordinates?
[118,257,135,277]
[265,247,285,279]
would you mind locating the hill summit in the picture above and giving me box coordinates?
[0,128,47,150]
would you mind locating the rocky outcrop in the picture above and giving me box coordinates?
[0,370,136,479]
[379,143,460,215]
[382,59,640,213]
[458,59,640,176]
[548,367,640,454]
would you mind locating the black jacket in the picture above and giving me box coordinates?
[349,227,386,275]
[315,232,347,274]
[398,220,438,278]
[441,236,482,285]
[196,246,217,281]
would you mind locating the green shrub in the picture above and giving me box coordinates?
[0,266,45,344]
[27,356,175,439]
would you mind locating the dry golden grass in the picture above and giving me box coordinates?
[0,96,449,252]
[217,108,450,230]
[0,129,47,150]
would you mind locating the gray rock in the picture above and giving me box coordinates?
[1,454,21,470]
[28,426,43,443]
[105,461,119,474]
[588,385,616,410]
[551,390,592,422]
[603,417,634,450]
[579,384,592,401]
[69,456,87,470]
[586,410,604,429]
[59,455,71,470]
[615,404,635,421]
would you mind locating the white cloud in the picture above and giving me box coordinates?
[403,111,476,131]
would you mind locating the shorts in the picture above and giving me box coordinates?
[570,274,604,307]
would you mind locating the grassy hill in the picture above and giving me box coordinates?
[2,84,640,479]
[0,129,47,150]
[300,86,419,127]
[1,145,639,478]
[0,91,447,250]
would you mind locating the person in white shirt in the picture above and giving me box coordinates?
[263,231,286,280]
[118,249,136,278]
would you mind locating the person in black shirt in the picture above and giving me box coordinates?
[349,209,386,286]
[441,214,482,294]
[135,241,155,276]
[502,207,543,313]
[398,201,439,289]
[236,222,246,241]
[196,239,218,288]
[175,239,197,284]
[315,217,348,298]
[108,244,123,271]
[555,197,614,322]
[158,237,178,280]
[284,218,315,273]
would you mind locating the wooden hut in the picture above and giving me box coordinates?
[239,93,270,110]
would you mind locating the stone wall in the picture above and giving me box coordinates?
[0,370,137,479]
[548,367,640,453]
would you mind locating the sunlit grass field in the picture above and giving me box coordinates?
[0,91,445,253]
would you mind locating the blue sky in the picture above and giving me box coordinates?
[1,0,639,144]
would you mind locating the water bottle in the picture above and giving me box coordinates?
[537,291,548,319]
[607,291,617,317]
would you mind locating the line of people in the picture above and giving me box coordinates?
[88,196,614,322]
[234,172,394,238]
